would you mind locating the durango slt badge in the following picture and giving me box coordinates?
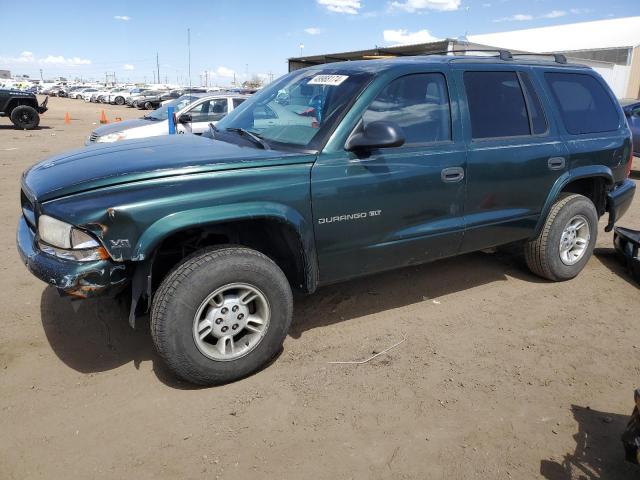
[318,210,382,224]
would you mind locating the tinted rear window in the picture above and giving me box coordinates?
[464,71,530,139]
[545,72,620,134]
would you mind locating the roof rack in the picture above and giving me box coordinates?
[511,53,568,64]
[424,49,514,61]
[423,50,568,64]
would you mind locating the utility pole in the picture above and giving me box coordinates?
[187,28,192,89]
[156,52,160,85]
[153,70,156,83]
[39,69,43,82]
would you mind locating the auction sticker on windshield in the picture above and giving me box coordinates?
[308,75,349,86]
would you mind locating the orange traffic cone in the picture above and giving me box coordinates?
[64,112,70,125]
[100,110,108,124]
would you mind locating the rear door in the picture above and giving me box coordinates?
[453,66,568,253]
[311,71,467,283]
[543,70,630,183]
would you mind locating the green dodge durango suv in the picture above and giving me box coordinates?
[17,52,636,385]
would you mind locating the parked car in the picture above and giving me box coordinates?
[18,54,635,385]
[125,88,151,107]
[136,90,181,110]
[80,88,99,101]
[47,86,65,97]
[621,99,640,156]
[68,87,92,99]
[106,88,131,105]
[87,93,247,143]
[0,88,48,129]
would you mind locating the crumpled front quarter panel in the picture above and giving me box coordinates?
[41,158,316,262]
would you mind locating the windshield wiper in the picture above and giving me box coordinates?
[225,127,270,150]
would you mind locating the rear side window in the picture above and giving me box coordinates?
[362,73,451,144]
[545,72,620,134]
[464,71,530,139]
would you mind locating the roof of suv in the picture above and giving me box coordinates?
[303,54,591,74]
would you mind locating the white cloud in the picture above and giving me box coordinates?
[494,9,577,22]
[40,55,91,66]
[390,0,461,12]
[0,51,35,64]
[541,10,566,19]
[383,28,440,45]
[494,13,533,22]
[304,27,322,35]
[209,66,235,78]
[114,15,131,21]
[569,8,593,14]
[317,0,361,14]
[0,51,92,68]
[123,64,135,70]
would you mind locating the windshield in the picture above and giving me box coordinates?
[144,95,199,120]
[215,68,373,150]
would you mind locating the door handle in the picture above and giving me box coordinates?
[548,157,566,170]
[441,167,465,183]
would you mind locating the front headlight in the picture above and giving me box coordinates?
[38,215,109,262]
[95,131,126,143]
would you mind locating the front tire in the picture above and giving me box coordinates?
[10,106,40,130]
[115,96,125,105]
[151,246,293,386]
[525,193,598,281]
[144,101,154,110]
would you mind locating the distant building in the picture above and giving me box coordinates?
[288,16,640,99]
[0,70,10,79]
[469,16,640,99]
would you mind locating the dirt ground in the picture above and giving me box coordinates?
[1,97,639,480]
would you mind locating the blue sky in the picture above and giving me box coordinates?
[1,0,638,84]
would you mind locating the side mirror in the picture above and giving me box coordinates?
[178,113,192,124]
[345,121,405,151]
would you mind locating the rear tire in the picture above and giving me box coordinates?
[525,194,598,281]
[144,101,153,110]
[151,246,293,386]
[115,96,125,105]
[10,105,40,130]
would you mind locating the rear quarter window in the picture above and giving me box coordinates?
[544,72,620,135]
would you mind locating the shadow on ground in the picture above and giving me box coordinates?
[39,250,534,385]
[540,405,638,479]
[0,125,51,130]
[593,247,639,289]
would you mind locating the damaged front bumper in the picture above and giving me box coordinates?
[16,216,129,298]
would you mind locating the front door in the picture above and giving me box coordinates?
[178,98,229,134]
[311,72,467,284]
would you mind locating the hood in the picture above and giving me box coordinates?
[91,117,161,136]
[23,134,307,202]
[1,88,35,97]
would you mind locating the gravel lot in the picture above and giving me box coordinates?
[1,96,639,479]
